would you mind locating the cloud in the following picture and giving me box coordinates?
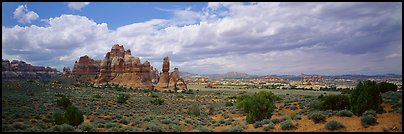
[13,5,39,24]
[2,2,402,75]
[67,2,90,10]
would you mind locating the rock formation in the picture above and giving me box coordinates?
[2,59,59,80]
[155,57,187,91]
[63,67,71,77]
[72,55,100,75]
[94,44,153,89]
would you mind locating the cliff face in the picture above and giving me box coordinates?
[72,55,100,75]
[2,59,59,80]
[155,57,187,91]
[94,44,153,89]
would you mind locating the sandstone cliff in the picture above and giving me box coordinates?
[94,44,153,89]
[72,55,100,75]
[2,59,59,80]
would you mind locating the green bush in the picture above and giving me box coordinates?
[309,112,326,123]
[253,121,262,128]
[360,115,377,127]
[325,120,345,130]
[56,96,71,109]
[362,109,377,117]
[263,123,275,131]
[378,82,397,93]
[53,111,66,125]
[225,102,234,107]
[187,103,201,116]
[150,98,164,105]
[64,105,84,126]
[280,120,296,130]
[319,94,350,111]
[271,118,281,124]
[337,110,353,117]
[150,93,159,98]
[117,94,129,104]
[350,80,384,116]
[81,122,96,132]
[93,94,102,98]
[237,91,277,124]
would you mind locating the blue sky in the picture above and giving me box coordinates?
[2,2,402,75]
[2,2,207,30]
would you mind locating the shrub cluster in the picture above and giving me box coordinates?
[309,112,326,123]
[325,120,345,130]
[150,98,164,105]
[237,91,277,124]
[117,94,129,104]
[360,109,378,127]
[350,80,384,116]
[280,120,296,130]
[53,105,84,126]
[319,94,350,111]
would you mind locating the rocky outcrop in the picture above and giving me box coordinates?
[155,57,187,91]
[2,59,59,80]
[63,67,71,77]
[94,44,153,89]
[72,55,100,75]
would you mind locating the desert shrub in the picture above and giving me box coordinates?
[150,93,159,98]
[53,111,66,125]
[60,124,75,132]
[119,118,129,125]
[93,94,102,98]
[319,94,350,111]
[150,98,164,105]
[146,123,163,132]
[271,118,281,124]
[222,126,243,132]
[263,123,275,131]
[176,95,184,99]
[253,121,263,128]
[37,121,48,129]
[337,110,353,117]
[64,105,84,126]
[360,115,377,127]
[261,119,272,124]
[187,103,201,116]
[290,112,301,120]
[12,123,30,130]
[378,82,398,93]
[161,119,171,124]
[362,109,377,117]
[207,104,215,115]
[56,96,71,109]
[280,120,296,130]
[309,112,326,123]
[222,113,229,119]
[237,91,277,124]
[225,102,234,107]
[290,105,298,110]
[350,80,384,116]
[325,120,345,130]
[81,122,96,132]
[219,119,226,124]
[195,127,211,132]
[117,94,129,104]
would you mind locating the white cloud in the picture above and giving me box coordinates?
[2,2,402,75]
[13,5,39,24]
[67,2,90,10]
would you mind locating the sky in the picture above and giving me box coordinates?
[2,2,402,75]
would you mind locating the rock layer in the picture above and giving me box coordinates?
[155,57,187,91]
[2,59,59,80]
[72,55,100,75]
[94,44,153,89]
